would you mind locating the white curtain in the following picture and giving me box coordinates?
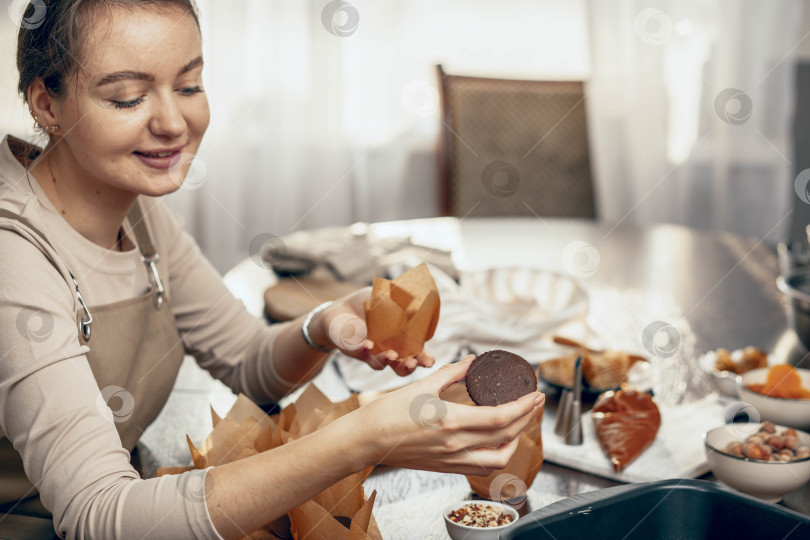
[168,0,591,272]
[1,1,801,272]
[587,0,800,243]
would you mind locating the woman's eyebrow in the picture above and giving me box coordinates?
[94,57,203,87]
[95,70,153,87]
[180,56,203,75]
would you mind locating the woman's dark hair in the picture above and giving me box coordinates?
[17,0,200,104]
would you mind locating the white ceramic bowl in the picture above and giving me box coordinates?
[704,423,810,502]
[458,268,589,344]
[443,500,519,540]
[737,367,810,429]
[698,349,775,398]
[698,352,741,397]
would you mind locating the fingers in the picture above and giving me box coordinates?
[390,356,418,376]
[438,437,522,476]
[416,350,435,368]
[448,391,543,431]
[467,437,521,473]
[366,356,387,370]
[385,350,434,376]
[444,396,543,450]
[350,340,433,376]
[359,344,388,370]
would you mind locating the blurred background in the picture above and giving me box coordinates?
[1,0,808,273]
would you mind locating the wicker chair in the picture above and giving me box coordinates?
[436,64,596,218]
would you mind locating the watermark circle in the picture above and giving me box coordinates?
[794,168,810,205]
[481,160,520,198]
[87,74,130,111]
[9,0,47,30]
[641,321,681,358]
[168,153,206,190]
[96,385,135,423]
[248,233,287,270]
[408,393,447,430]
[561,240,600,278]
[401,81,440,117]
[16,308,54,343]
[633,8,672,45]
[328,313,367,351]
[723,401,762,439]
[488,473,528,509]
[181,469,214,503]
[714,88,753,125]
[321,0,359,37]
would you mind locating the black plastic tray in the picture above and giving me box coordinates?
[501,479,810,540]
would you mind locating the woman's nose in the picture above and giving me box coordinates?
[148,93,187,138]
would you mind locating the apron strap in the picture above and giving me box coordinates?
[0,198,158,261]
[126,199,157,259]
[126,200,165,310]
[0,197,166,342]
[0,208,94,340]
[0,208,57,252]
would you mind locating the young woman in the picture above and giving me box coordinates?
[0,1,544,538]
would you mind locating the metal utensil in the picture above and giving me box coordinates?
[554,389,573,437]
[563,356,584,445]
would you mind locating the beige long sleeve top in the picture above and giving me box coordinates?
[0,135,292,539]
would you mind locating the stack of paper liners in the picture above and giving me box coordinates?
[438,369,544,502]
[363,263,440,358]
[157,386,382,540]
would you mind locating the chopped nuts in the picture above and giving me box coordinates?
[448,503,514,528]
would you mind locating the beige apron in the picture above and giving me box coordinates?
[0,201,186,518]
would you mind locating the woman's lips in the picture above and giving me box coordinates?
[133,149,182,170]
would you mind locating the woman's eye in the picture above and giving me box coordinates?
[181,86,204,95]
[110,97,144,109]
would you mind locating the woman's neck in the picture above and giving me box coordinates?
[30,145,135,252]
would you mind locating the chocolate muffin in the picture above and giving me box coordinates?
[466,350,537,406]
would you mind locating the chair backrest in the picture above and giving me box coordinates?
[436,65,596,218]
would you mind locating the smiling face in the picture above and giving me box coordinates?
[49,4,209,197]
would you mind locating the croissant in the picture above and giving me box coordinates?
[538,344,646,390]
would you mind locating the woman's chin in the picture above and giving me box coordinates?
[137,181,185,198]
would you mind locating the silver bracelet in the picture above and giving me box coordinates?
[302,301,334,354]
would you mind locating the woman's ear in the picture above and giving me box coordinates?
[27,78,60,133]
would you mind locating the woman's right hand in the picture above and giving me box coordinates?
[348,355,545,476]
[205,354,543,539]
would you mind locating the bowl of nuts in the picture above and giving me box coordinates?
[443,500,519,540]
[704,422,810,502]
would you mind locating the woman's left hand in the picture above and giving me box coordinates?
[317,287,435,376]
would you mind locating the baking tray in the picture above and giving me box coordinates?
[501,479,810,539]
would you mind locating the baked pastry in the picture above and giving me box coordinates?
[466,350,537,406]
[714,346,767,374]
[538,337,646,390]
[592,389,661,472]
